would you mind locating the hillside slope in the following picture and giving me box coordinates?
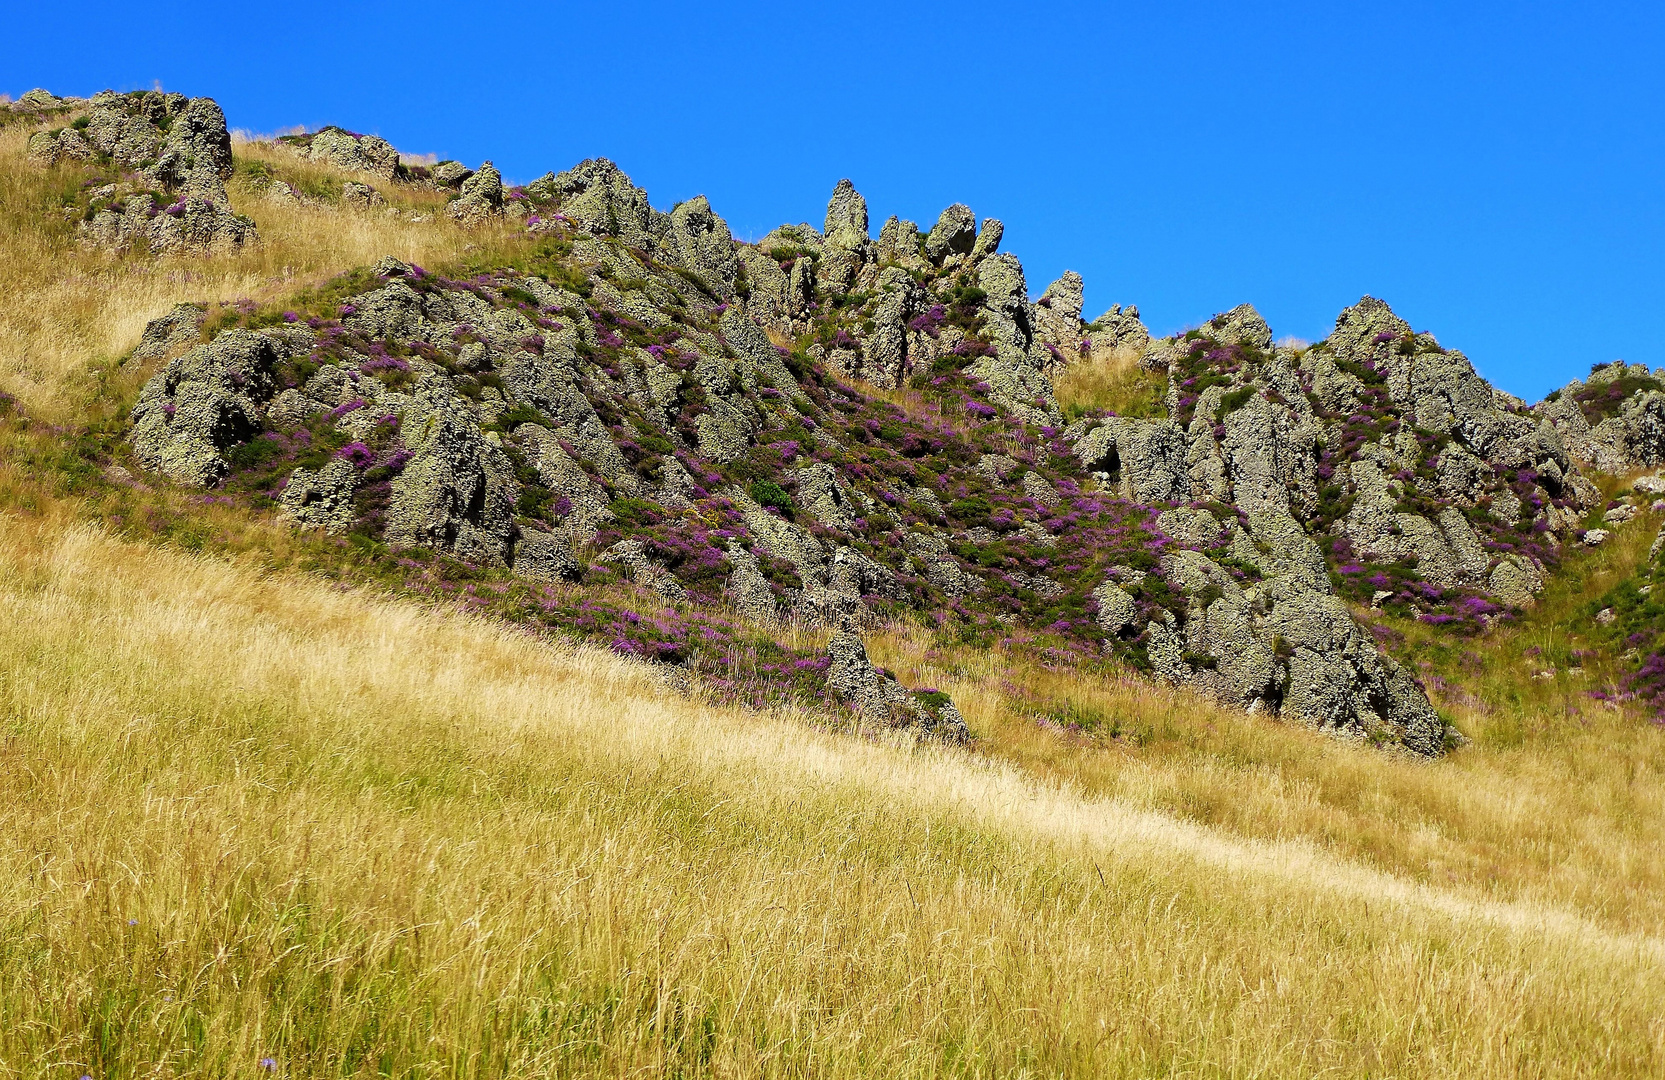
[3,86,1665,1073]
[1,509,1662,1076]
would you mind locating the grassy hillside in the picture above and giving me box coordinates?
[2,509,1663,1077]
[2,112,1664,1076]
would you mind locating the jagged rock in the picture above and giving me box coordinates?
[544,158,658,246]
[1033,271,1085,360]
[969,254,1059,423]
[923,204,977,264]
[130,329,280,486]
[14,88,62,111]
[1092,580,1137,634]
[852,267,923,388]
[131,303,205,363]
[600,539,688,604]
[305,126,400,180]
[26,127,93,164]
[1205,304,1273,350]
[1072,418,1188,502]
[279,458,359,532]
[513,529,581,582]
[876,216,924,267]
[904,529,973,597]
[1265,591,1446,754]
[342,181,387,210]
[63,94,256,254]
[384,378,517,563]
[970,218,1002,262]
[446,161,504,225]
[823,179,869,251]
[666,195,738,297]
[1021,471,1060,508]
[826,629,969,740]
[431,161,473,187]
[1156,507,1223,547]
[719,307,799,392]
[725,543,777,622]
[1220,393,1318,515]
[796,462,859,530]
[518,425,613,538]
[1086,304,1151,355]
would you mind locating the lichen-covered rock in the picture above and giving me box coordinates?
[1072,417,1189,502]
[446,161,504,225]
[826,629,969,740]
[543,158,659,246]
[666,195,738,297]
[1205,304,1273,350]
[342,181,387,210]
[130,329,280,486]
[1092,580,1137,634]
[14,88,63,111]
[876,215,924,267]
[513,529,581,582]
[1086,304,1150,355]
[430,160,472,187]
[305,126,400,180]
[1033,271,1085,360]
[279,458,359,532]
[724,543,778,622]
[823,179,869,252]
[384,379,517,564]
[969,254,1059,423]
[796,462,859,530]
[131,303,205,363]
[59,94,256,254]
[969,218,1003,262]
[600,539,689,604]
[923,204,977,264]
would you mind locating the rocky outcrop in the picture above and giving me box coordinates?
[131,303,205,363]
[130,329,280,486]
[924,204,976,264]
[1033,271,1085,362]
[303,126,400,180]
[342,181,387,211]
[385,378,517,564]
[126,156,1571,756]
[446,162,505,225]
[826,629,969,740]
[968,254,1060,423]
[46,92,258,254]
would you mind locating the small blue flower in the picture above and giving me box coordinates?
[260,1059,277,1071]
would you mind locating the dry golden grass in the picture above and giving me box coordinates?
[1,508,1662,1076]
[0,125,518,420]
[865,615,1665,940]
[1054,343,1168,420]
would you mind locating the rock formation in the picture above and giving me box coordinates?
[23,91,258,254]
[119,151,1630,753]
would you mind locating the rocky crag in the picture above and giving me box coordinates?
[19,89,256,253]
[27,92,1640,753]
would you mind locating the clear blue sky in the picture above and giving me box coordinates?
[6,1,1662,400]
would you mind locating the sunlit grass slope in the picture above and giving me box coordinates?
[0,508,1662,1077]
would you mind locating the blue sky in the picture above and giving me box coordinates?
[6,0,1663,400]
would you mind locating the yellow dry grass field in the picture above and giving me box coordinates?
[1,109,1664,1075]
[1,510,1663,1077]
